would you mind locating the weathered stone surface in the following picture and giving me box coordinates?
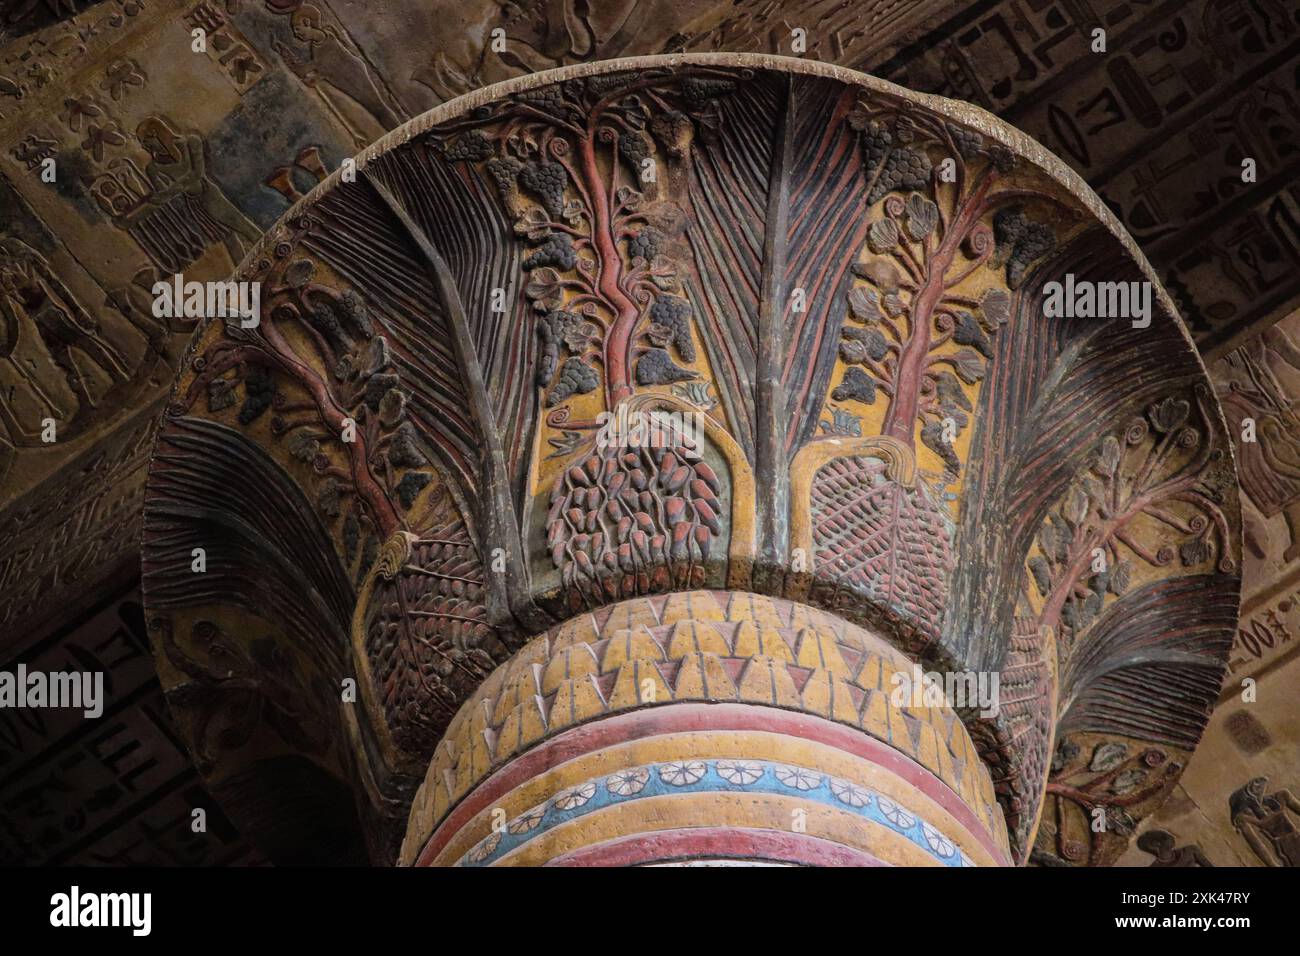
[5,0,1293,866]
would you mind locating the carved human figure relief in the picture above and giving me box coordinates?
[0,235,127,433]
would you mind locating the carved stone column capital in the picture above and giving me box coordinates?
[141,54,1240,866]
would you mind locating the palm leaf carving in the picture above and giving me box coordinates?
[680,75,782,457]
[678,74,869,571]
[809,456,952,629]
[1059,575,1236,748]
[363,146,538,508]
[303,183,482,500]
[776,77,871,453]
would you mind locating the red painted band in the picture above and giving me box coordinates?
[544,826,888,867]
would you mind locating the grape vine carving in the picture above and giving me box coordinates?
[178,222,434,573]
[436,71,742,604]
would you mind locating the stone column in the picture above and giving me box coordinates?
[402,591,1008,867]
[141,54,1240,866]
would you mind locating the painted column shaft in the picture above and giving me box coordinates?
[402,591,1010,867]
